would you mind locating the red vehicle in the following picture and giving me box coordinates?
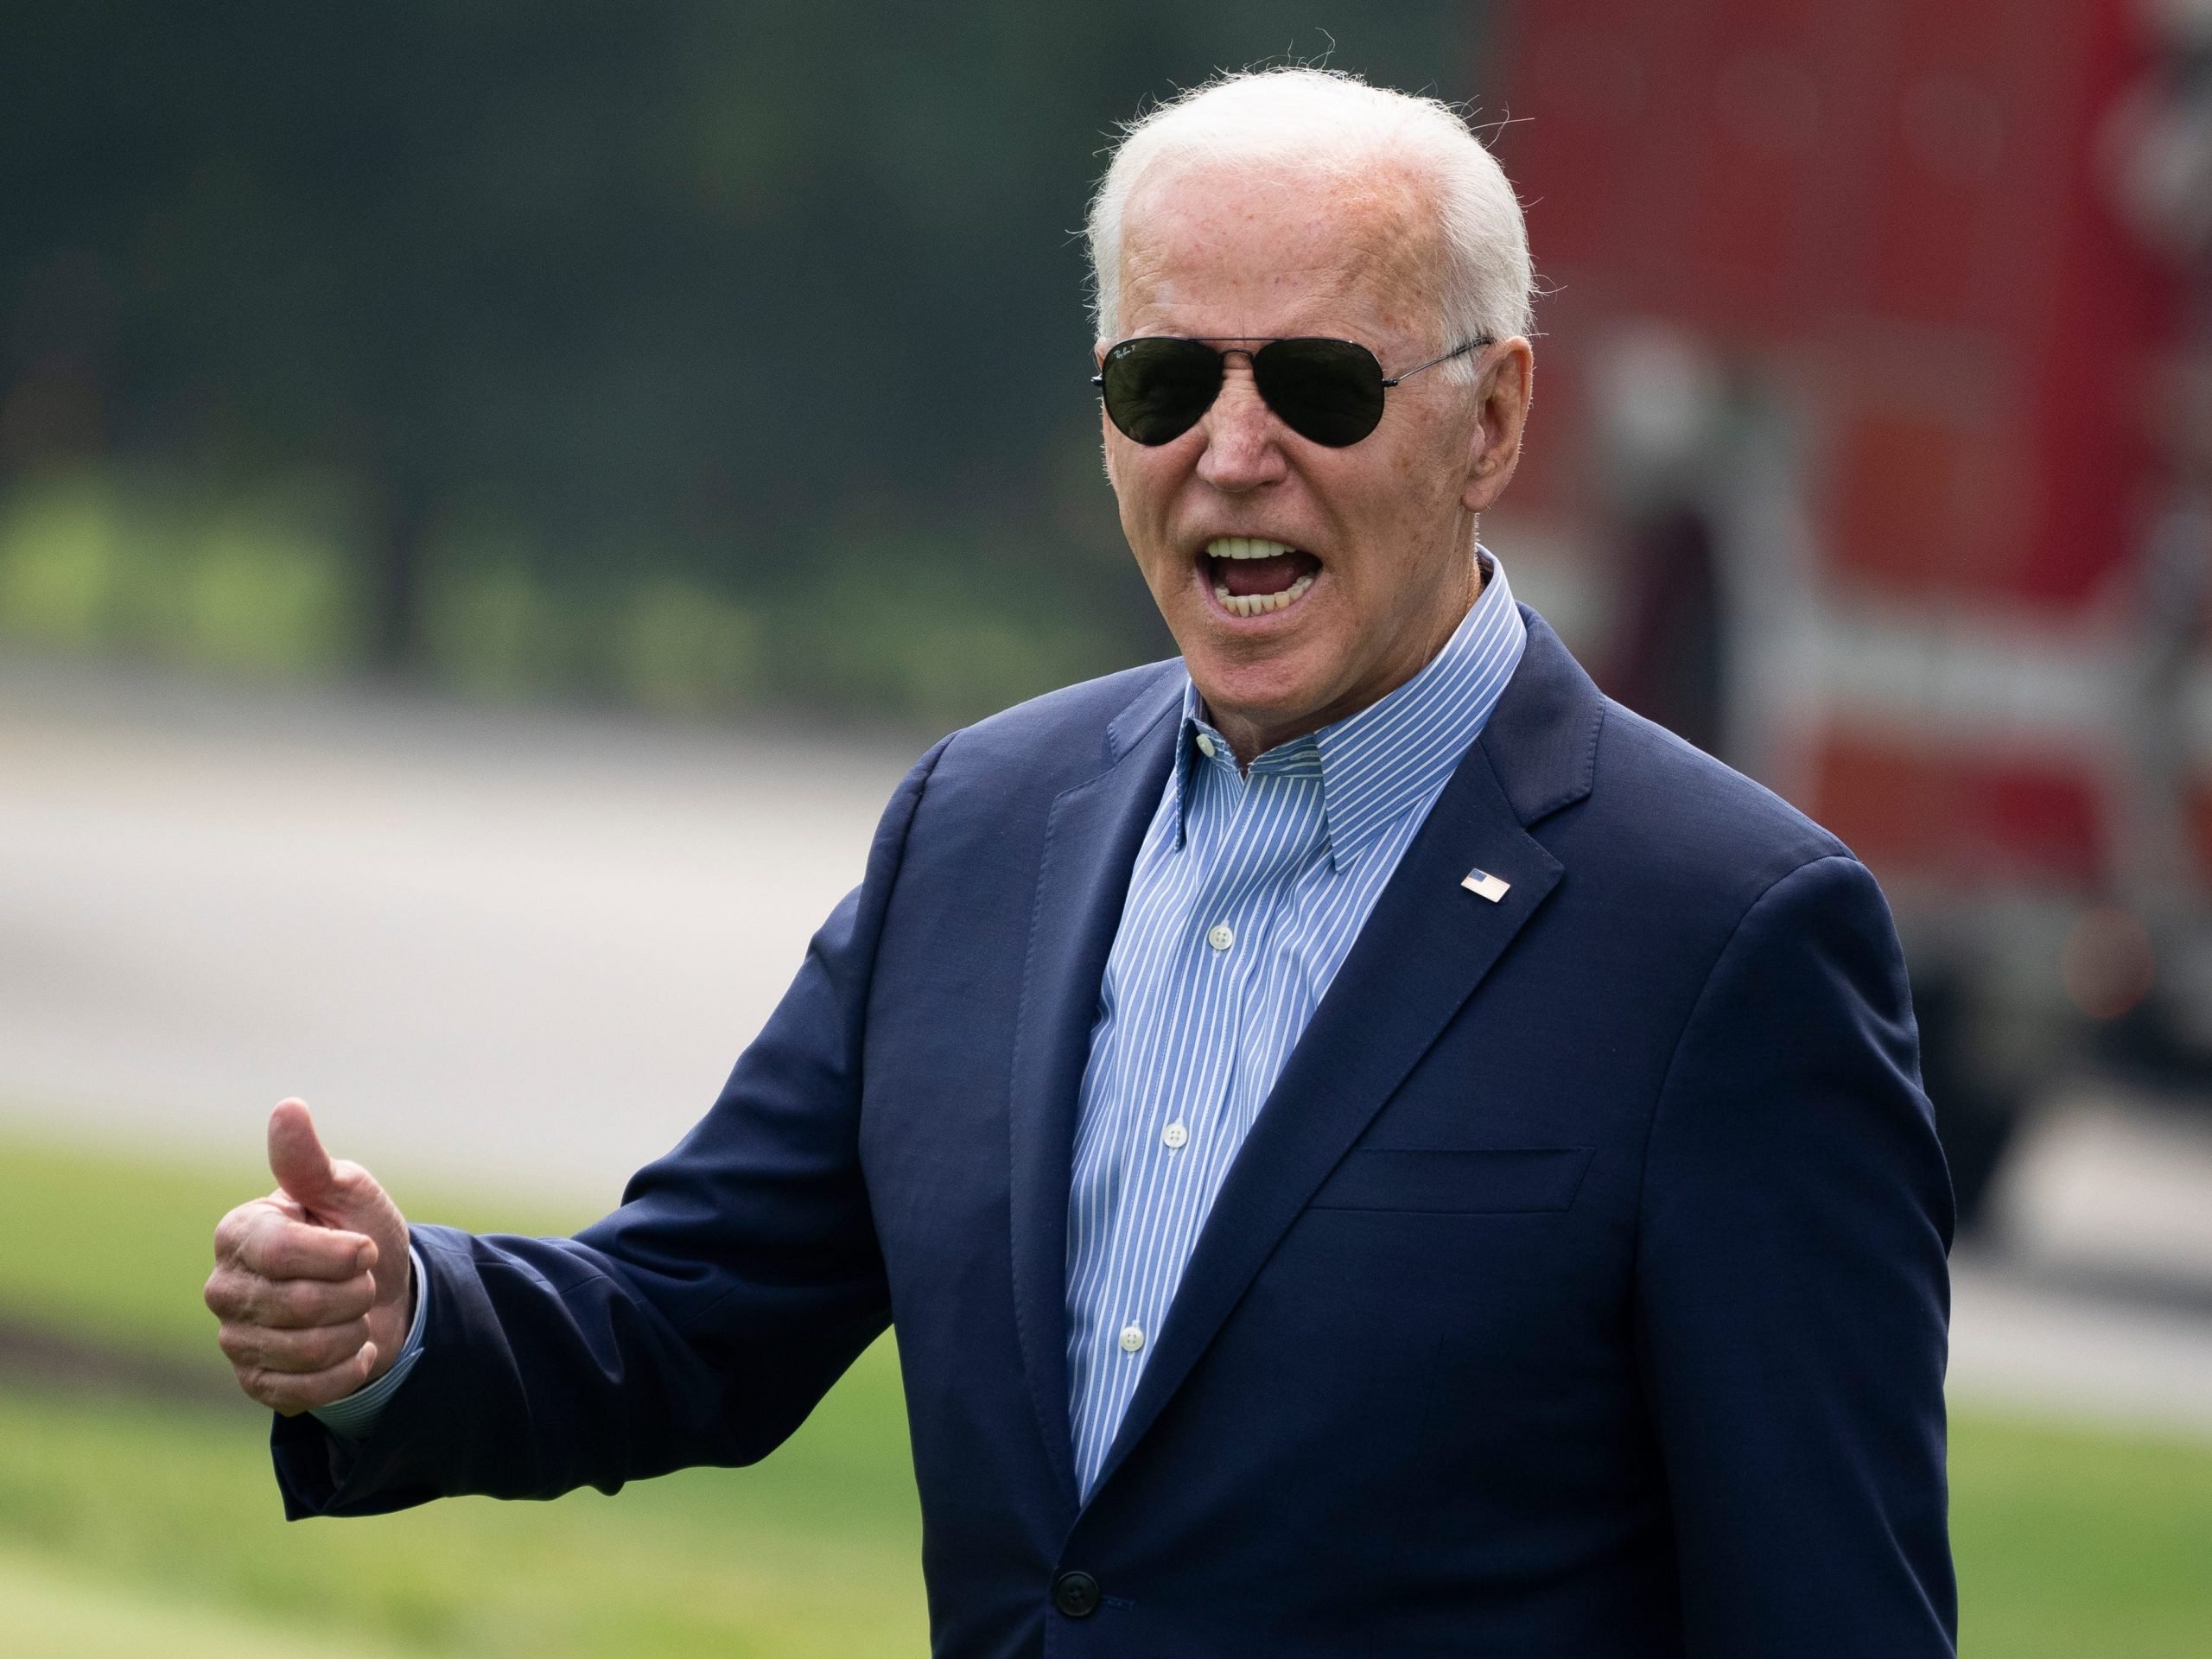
[1491,0,2212,1221]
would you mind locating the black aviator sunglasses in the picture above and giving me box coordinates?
[1092,334,1492,448]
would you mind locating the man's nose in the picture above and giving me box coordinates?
[1195,359,1288,491]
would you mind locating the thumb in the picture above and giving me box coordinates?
[267,1097,340,1212]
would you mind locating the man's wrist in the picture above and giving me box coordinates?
[308,1242,429,1441]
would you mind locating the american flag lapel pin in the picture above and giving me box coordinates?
[1460,868,1511,903]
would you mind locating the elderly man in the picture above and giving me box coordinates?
[206,69,1956,1656]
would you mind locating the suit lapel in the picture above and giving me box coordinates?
[1085,613,1604,1499]
[1006,671,1182,1517]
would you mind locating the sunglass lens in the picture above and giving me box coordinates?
[1100,338,1221,445]
[1253,339,1387,447]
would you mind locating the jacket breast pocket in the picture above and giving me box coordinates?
[1306,1147,1595,1214]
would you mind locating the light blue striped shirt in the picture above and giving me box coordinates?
[1063,554,1526,1497]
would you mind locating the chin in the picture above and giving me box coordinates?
[1189,655,1329,729]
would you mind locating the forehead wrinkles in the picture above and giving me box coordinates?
[1116,158,1446,344]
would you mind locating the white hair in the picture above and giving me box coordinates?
[1085,68,1535,378]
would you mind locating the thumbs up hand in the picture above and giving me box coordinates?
[204,1100,414,1414]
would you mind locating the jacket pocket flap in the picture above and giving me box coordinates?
[1308,1147,1595,1214]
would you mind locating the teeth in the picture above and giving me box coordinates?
[1211,571,1317,617]
[1205,537,1315,619]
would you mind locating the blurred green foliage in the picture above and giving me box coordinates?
[0,473,359,677]
[0,4,1489,723]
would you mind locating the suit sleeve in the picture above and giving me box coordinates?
[272,736,952,1518]
[1636,854,1957,1656]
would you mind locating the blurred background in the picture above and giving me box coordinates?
[3,2,2210,1655]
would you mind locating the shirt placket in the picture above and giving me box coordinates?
[1170,760,1323,1218]
[1099,767,1268,1395]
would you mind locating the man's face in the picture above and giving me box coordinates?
[1102,162,1531,760]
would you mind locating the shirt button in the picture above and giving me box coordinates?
[1195,732,1216,758]
[1207,922,1235,951]
[1162,1122,1189,1149]
[1119,1323,1146,1353]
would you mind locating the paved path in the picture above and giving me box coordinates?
[4,656,2209,1435]
[1955,1099,2212,1438]
[0,658,915,1200]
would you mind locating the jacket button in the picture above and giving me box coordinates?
[1052,1570,1101,1618]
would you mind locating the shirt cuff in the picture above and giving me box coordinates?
[308,1243,429,1442]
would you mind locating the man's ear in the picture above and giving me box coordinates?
[1461,339,1535,515]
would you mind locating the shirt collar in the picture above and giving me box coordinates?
[1171,550,1529,866]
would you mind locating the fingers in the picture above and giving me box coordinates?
[232,1341,381,1417]
[216,1201,374,1282]
[266,1098,339,1210]
[218,1313,373,1377]
[204,1260,377,1329]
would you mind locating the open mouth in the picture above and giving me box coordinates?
[1204,537,1322,618]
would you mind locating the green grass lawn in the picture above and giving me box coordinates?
[0,1122,925,1656]
[3,1120,2210,1656]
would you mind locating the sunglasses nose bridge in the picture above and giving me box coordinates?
[1193,354,1291,483]
[1203,353,1275,430]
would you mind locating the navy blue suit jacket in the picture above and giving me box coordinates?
[275,612,1957,1656]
